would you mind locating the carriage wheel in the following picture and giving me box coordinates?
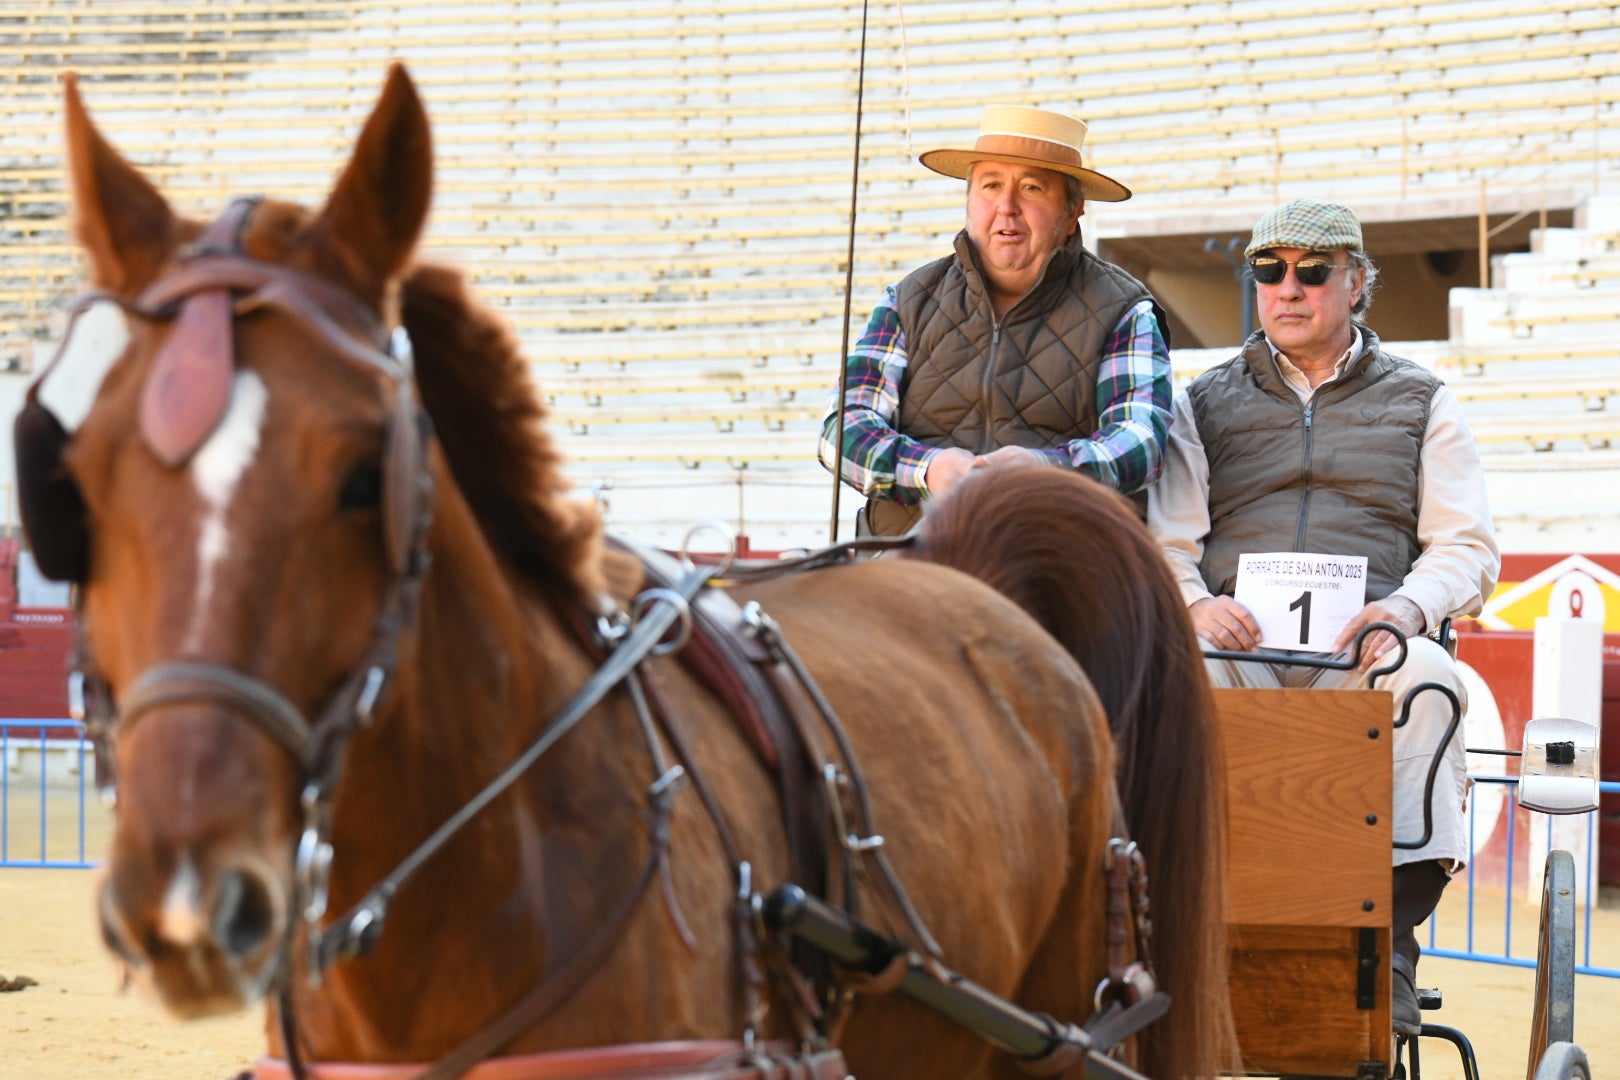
[1533,1043,1591,1080]
[1526,850,1577,1080]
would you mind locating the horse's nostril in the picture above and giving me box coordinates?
[212,869,275,960]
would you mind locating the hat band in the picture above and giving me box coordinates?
[972,132,1085,169]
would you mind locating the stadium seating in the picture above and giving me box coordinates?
[2,0,1617,547]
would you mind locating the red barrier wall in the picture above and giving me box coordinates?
[1455,627,1620,887]
[0,538,72,726]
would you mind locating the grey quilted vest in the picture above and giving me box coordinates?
[866,229,1157,536]
[1190,328,1437,601]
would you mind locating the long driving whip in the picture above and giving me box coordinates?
[827,0,872,543]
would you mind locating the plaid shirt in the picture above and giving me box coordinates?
[818,287,1172,504]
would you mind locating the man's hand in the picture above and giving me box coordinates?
[924,447,976,497]
[927,445,1042,498]
[973,445,1045,470]
[1332,596,1425,672]
[1189,596,1263,652]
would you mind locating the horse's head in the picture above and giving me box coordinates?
[22,66,434,1016]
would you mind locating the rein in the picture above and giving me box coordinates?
[309,557,716,972]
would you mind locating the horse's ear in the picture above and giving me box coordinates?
[62,72,179,295]
[308,63,433,305]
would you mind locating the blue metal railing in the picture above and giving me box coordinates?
[0,719,94,868]
[1425,777,1620,979]
[4,720,1619,982]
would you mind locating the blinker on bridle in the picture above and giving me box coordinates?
[17,196,431,582]
[13,195,434,981]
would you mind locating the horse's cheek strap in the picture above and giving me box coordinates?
[383,399,430,578]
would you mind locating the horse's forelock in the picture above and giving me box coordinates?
[240,201,316,264]
[400,263,605,604]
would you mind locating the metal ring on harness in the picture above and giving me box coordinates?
[630,588,695,657]
[679,520,738,577]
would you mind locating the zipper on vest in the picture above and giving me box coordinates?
[978,323,1002,454]
[1295,401,1315,548]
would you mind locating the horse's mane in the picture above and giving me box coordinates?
[909,466,1240,1079]
[399,262,606,603]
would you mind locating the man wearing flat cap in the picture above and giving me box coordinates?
[1148,197,1501,1034]
[819,104,1172,535]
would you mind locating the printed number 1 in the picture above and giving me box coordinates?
[1289,590,1312,645]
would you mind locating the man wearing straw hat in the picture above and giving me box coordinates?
[818,105,1172,536]
[1148,197,1500,1035]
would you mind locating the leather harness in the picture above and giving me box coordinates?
[31,200,1166,1080]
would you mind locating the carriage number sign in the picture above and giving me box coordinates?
[1233,552,1368,652]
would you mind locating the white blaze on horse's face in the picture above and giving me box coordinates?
[182,370,269,654]
[158,854,207,947]
[38,301,129,432]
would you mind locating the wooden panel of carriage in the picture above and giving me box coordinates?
[1219,687,1394,1078]
[1216,686,1589,1080]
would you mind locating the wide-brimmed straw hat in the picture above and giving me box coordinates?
[918,105,1131,203]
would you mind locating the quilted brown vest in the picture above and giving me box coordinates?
[1190,328,1437,601]
[866,229,1156,536]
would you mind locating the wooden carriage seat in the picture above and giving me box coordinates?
[1215,687,1394,1079]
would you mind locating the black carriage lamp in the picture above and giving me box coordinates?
[1205,236,1256,341]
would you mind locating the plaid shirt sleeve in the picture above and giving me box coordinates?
[1029,298,1172,493]
[817,283,935,504]
[820,292,1172,501]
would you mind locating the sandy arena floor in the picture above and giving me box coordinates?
[2,790,1618,1079]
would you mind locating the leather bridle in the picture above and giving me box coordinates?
[37,201,747,1080]
[21,200,430,1045]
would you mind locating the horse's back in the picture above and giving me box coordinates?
[734,555,1111,795]
[730,557,1116,1077]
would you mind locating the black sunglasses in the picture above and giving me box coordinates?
[1247,255,1349,287]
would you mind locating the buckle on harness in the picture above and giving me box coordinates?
[824,763,884,853]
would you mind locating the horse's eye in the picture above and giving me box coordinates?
[339,463,383,511]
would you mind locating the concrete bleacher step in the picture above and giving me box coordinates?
[1467,411,1620,451]
[1493,250,1620,293]
[1573,194,1620,235]
[1445,371,1620,408]
[550,398,827,435]
[1448,287,1620,346]
[526,333,836,371]
[1530,227,1619,259]
[555,428,813,467]
[539,368,832,404]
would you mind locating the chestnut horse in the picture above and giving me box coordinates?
[29,67,1233,1079]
